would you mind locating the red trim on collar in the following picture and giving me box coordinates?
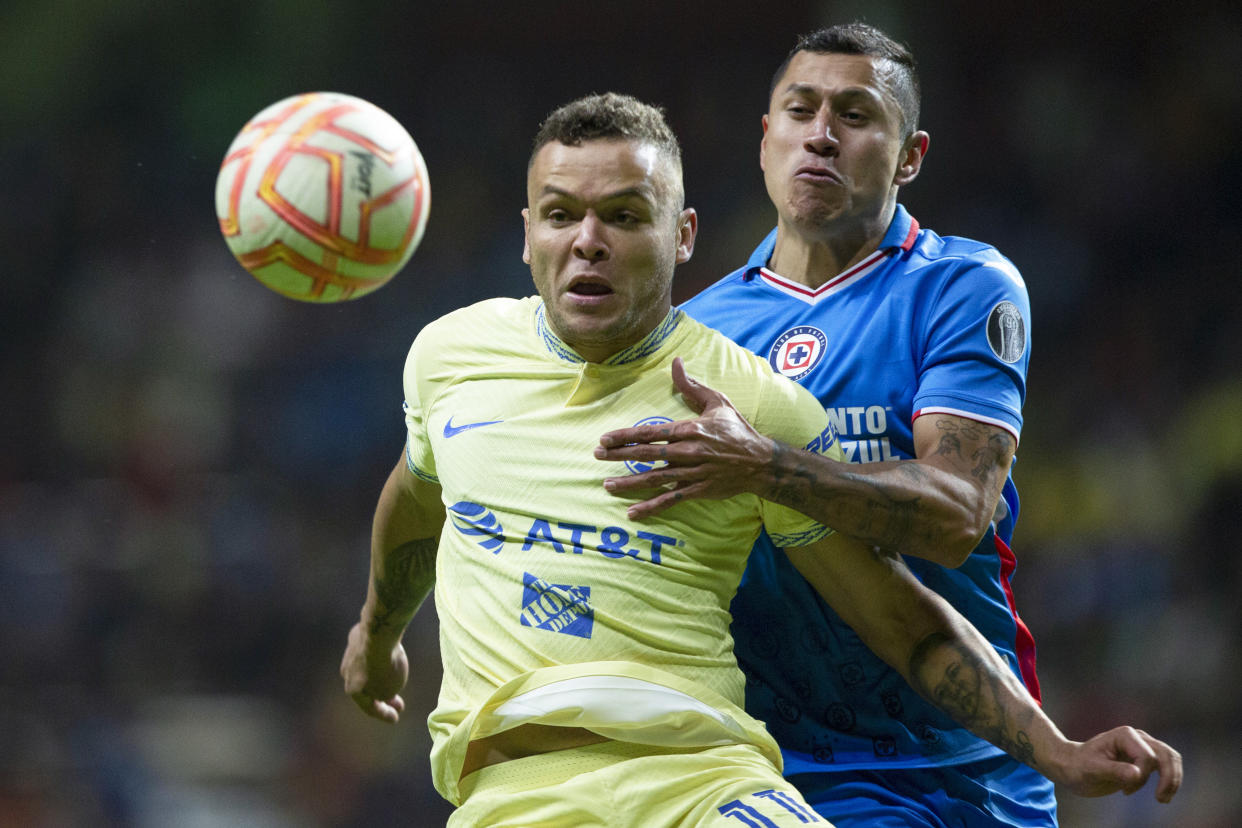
[899,216,920,251]
[759,247,887,299]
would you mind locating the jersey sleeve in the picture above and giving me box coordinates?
[750,371,844,548]
[401,326,443,484]
[913,251,1030,442]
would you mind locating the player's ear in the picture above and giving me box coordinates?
[521,207,531,264]
[675,208,698,265]
[894,131,929,186]
[759,114,769,171]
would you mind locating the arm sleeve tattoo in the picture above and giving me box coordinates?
[369,536,438,635]
[909,631,1038,767]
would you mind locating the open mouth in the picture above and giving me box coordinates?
[568,276,613,297]
[571,283,612,296]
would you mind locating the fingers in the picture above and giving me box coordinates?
[622,481,718,519]
[603,466,681,493]
[1094,726,1182,803]
[352,692,405,723]
[597,358,735,450]
[621,488,684,520]
[603,466,698,518]
[1138,730,1183,803]
[670,357,702,414]
[1123,732,1159,795]
[598,421,686,451]
[671,356,730,415]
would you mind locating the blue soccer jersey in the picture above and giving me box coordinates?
[681,205,1040,775]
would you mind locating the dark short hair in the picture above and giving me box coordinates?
[529,92,683,172]
[770,22,921,136]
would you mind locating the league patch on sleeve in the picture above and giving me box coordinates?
[986,301,1026,363]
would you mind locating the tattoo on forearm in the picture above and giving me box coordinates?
[765,444,935,551]
[861,494,919,548]
[370,537,438,634]
[909,631,1037,767]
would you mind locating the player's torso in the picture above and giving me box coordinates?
[685,262,921,464]
[683,255,1030,770]
[422,304,782,707]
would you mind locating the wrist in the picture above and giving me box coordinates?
[762,437,805,496]
[360,605,409,645]
[1036,735,1081,784]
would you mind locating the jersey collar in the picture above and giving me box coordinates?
[744,204,920,280]
[535,303,685,366]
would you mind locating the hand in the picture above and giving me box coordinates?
[594,357,775,519]
[1049,726,1182,803]
[340,620,409,723]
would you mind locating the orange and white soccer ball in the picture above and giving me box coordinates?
[215,92,430,302]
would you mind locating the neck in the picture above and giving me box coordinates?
[546,304,675,365]
[769,203,895,289]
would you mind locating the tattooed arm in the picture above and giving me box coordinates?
[596,357,1009,567]
[341,453,446,723]
[785,533,1182,801]
[763,412,1013,567]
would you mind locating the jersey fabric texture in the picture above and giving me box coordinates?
[451,741,833,827]
[402,296,842,805]
[789,756,1056,827]
[682,205,1051,812]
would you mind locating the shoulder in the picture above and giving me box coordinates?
[406,296,538,376]
[680,265,752,315]
[909,228,1027,297]
[678,313,772,378]
[414,296,534,348]
[900,229,1030,331]
[678,315,823,426]
[424,296,534,336]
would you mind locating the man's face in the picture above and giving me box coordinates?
[523,138,695,363]
[761,51,922,235]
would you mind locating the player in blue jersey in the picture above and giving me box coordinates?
[595,23,1181,826]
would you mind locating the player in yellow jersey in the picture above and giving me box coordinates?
[339,93,1134,827]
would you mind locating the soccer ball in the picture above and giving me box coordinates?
[215,92,430,302]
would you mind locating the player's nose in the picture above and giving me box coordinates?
[573,213,609,261]
[803,111,839,155]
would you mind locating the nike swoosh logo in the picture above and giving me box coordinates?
[443,417,503,438]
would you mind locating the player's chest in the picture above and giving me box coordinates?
[426,370,687,488]
[740,293,917,401]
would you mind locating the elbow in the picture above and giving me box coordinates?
[929,498,991,569]
[937,528,983,568]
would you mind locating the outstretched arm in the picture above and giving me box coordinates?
[340,453,446,723]
[787,531,1182,802]
[596,357,1008,566]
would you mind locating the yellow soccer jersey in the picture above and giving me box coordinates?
[402,296,843,804]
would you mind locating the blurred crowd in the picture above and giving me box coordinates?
[1,1,1239,825]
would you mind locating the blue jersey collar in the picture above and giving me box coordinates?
[744,204,919,280]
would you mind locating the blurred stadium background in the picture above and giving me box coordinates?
[1,0,1239,825]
